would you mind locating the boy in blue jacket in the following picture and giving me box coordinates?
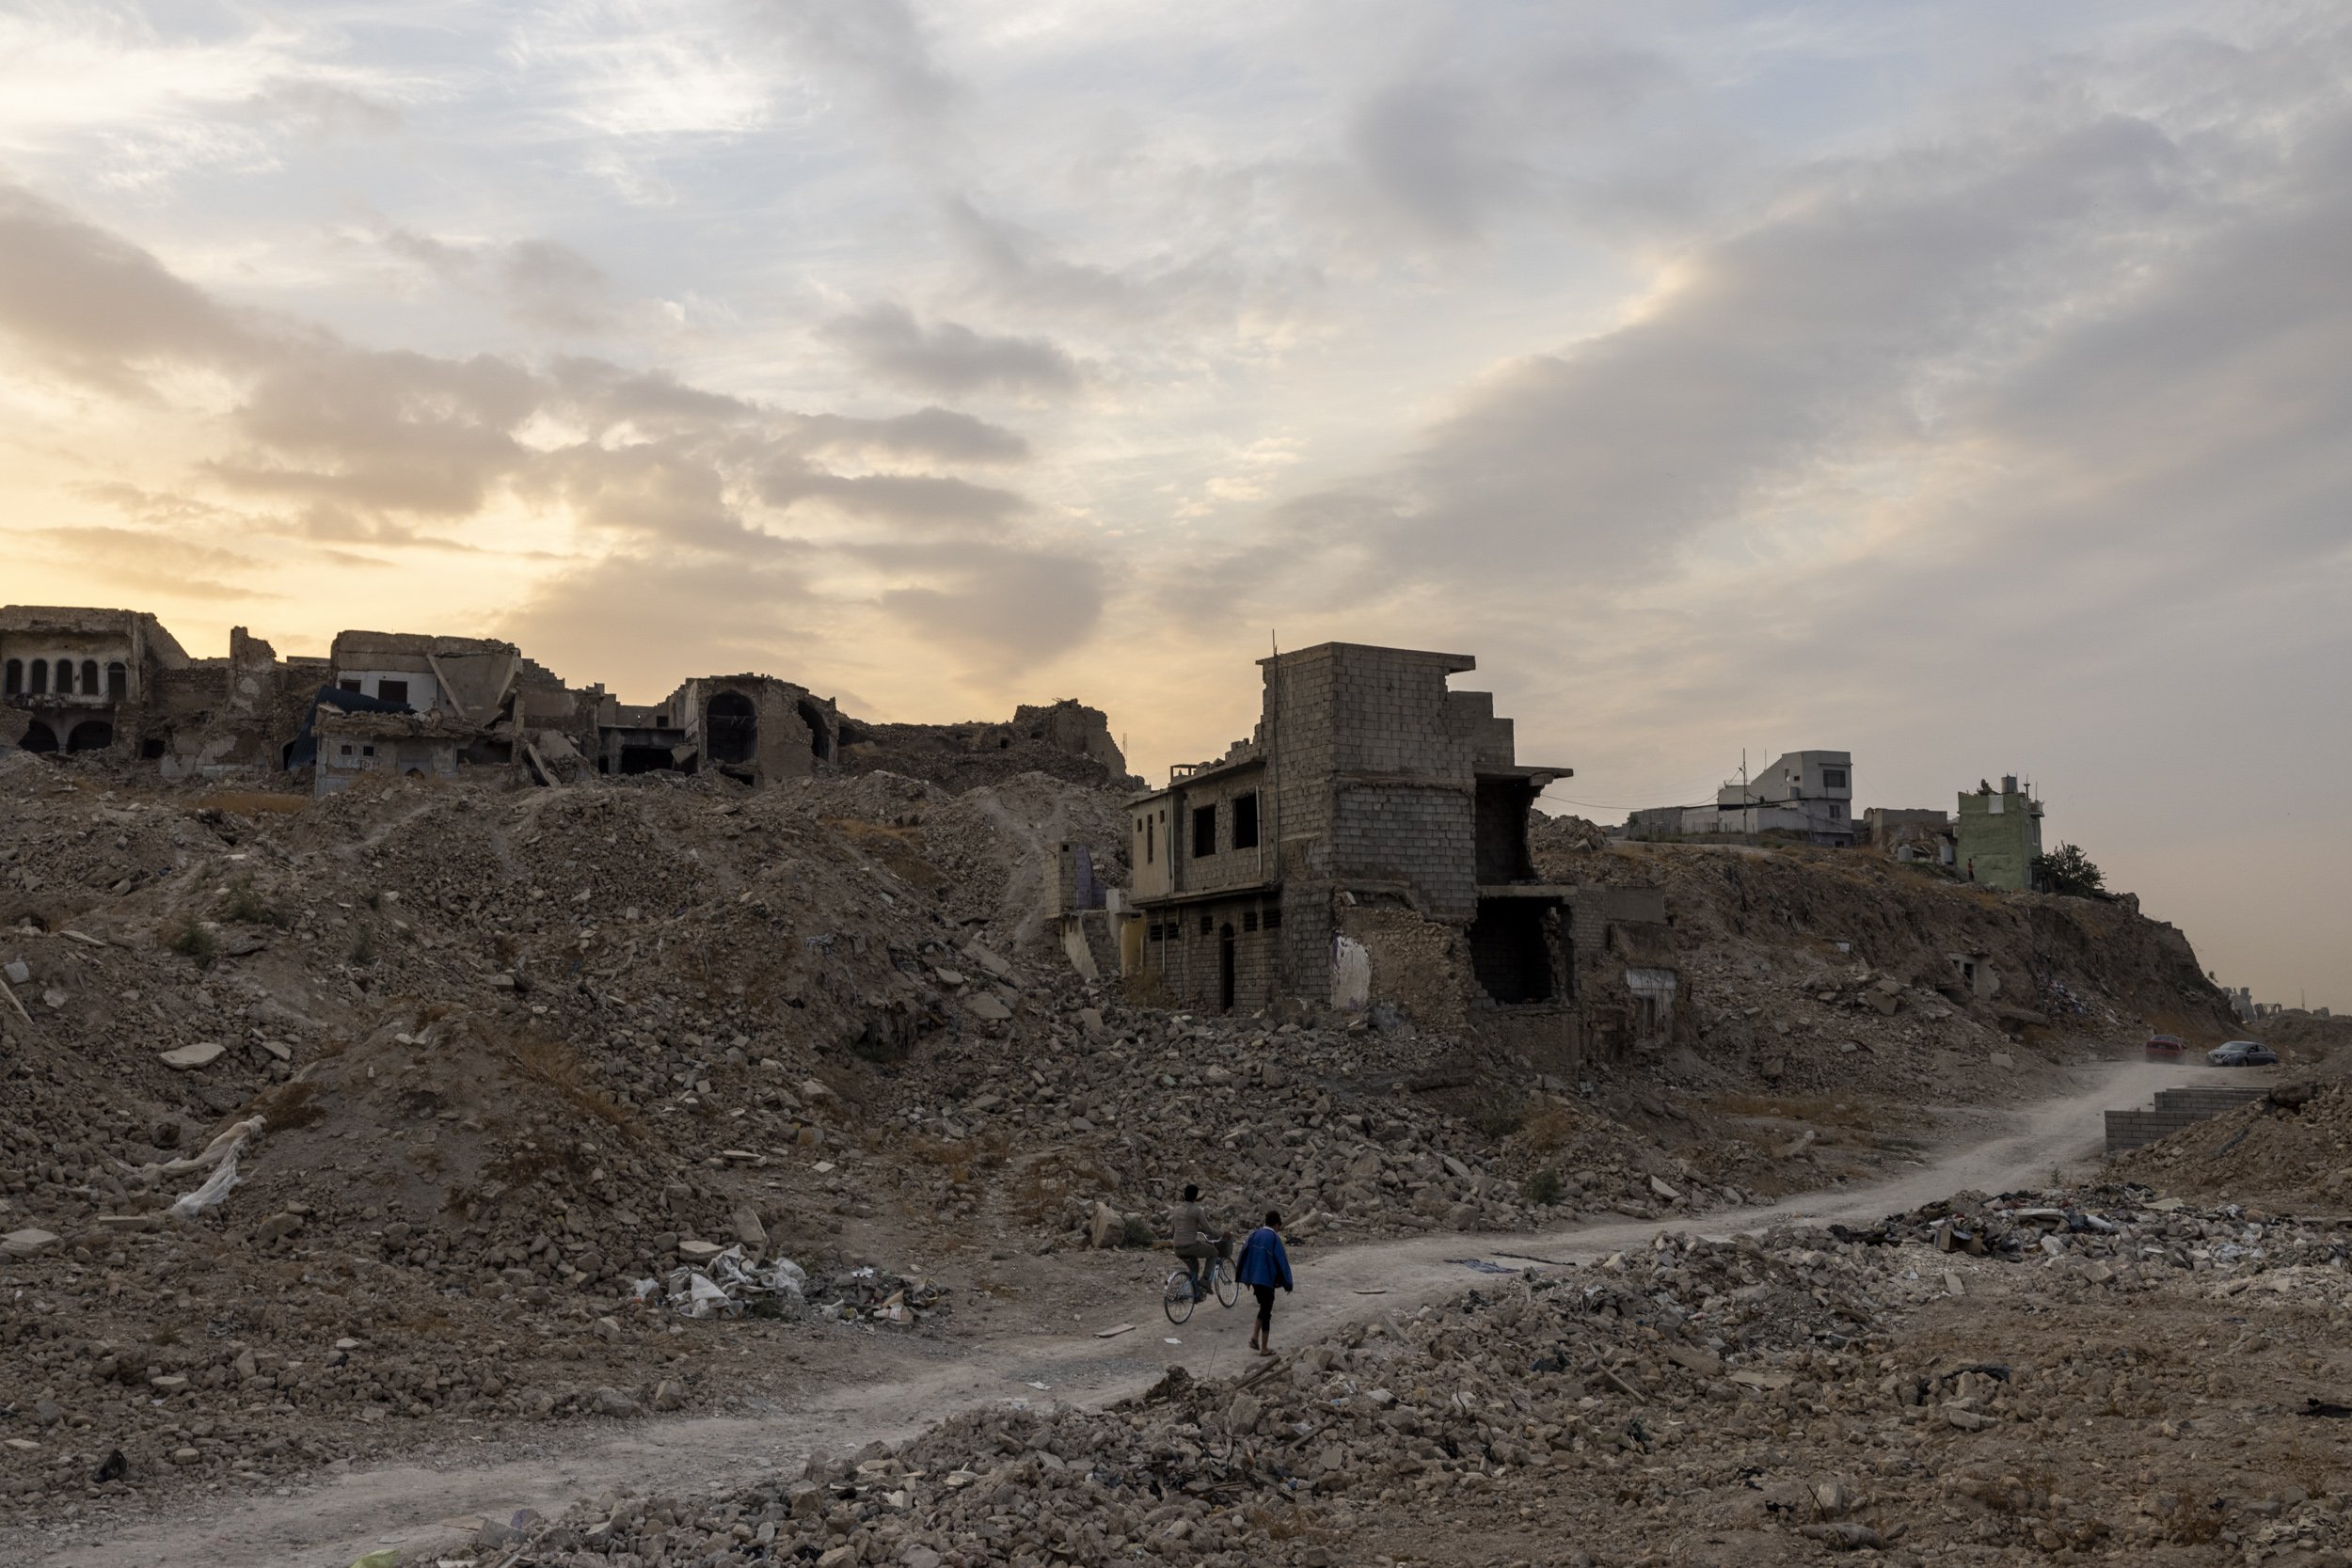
[1235,1211,1294,1356]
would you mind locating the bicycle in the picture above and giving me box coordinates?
[1162,1237,1238,1325]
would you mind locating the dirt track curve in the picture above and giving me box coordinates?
[15,1058,2233,1568]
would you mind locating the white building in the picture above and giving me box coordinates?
[1627,750,1855,847]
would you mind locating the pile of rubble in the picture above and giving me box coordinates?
[485,1182,2352,1568]
[1529,816,2236,1107]
[2111,1077,2352,1209]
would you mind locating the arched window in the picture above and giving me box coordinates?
[706,691,757,764]
[81,659,99,695]
[20,720,57,752]
[107,661,127,700]
[3,659,19,696]
[54,659,72,695]
[67,721,113,753]
[28,658,48,695]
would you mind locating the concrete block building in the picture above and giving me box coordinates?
[1956,776,2043,890]
[1125,642,1577,1024]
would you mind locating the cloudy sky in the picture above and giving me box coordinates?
[2,1,2347,1007]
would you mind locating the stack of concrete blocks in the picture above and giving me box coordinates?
[2103,1085,2269,1153]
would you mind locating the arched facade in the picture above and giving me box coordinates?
[706,691,757,764]
[67,721,114,752]
[19,720,58,752]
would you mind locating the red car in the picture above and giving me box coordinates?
[2144,1034,2185,1061]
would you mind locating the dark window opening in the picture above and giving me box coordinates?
[28,659,48,695]
[1199,914,1213,936]
[653,713,667,726]
[1218,923,1236,1011]
[20,720,59,753]
[1822,768,1848,789]
[618,744,690,775]
[67,721,113,752]
[1192,803,1216,858]
[361,744,375,758]
[339,677,361,693]
[1469,897,1558,1005]
[1263,908,1282,929]
[707,691,757,765]
[377,678,409,706]
[80,659,99,695]
[1242,910,1259,932]
[1232,791,1259,849]
[107,661,127,700]
[339,744,354,756]
[2,659,18,695]
[141,736,167,760]
[796,698,832,762]
[1474,777,1538,884]
[1144,816,1154,864]
[57,660,76,695]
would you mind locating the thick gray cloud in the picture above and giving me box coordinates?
[756,461,1027,532]
[247,78,405,141]
[821,302,1078,395]
[1252,111,2192,602]
[0,184,262,390]
[383,229,617,335]
[789,406,1029,466]
[210,346,541,516]
[870,541,1105,668]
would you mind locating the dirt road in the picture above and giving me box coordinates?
[16,1057,2233,1568]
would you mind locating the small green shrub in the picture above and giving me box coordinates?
[219,879,288,928]
[1525,1167,1565,1206]
[168,923,216,968]
[1468,1093,1529,1140]
[1120,1214,1155,1248]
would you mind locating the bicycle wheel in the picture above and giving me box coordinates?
[1162,1268,1197,1325]
[1213,1257,1238,1308]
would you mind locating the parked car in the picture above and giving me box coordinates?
[2143,1034,2185,1061]
[2207,1040,2280,1067]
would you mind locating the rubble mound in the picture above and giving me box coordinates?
[2111,1077,2352,1208]
[497,1182,2352,1568]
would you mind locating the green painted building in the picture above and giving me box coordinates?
[1955,776,2042,890]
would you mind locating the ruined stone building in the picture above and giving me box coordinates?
[5,604,1129,798]
[0,606,181,756]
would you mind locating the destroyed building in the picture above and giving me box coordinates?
[1,605,188,757]
[4,604,1129,798]
[1119,643,1673,1068]
[594,675,842,786]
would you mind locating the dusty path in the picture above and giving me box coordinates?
[17,1057,2239,1568]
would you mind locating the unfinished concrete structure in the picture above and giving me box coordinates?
[1124,643,1594,1037]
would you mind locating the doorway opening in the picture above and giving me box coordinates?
[706,692,757,765]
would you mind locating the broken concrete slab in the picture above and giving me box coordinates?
[158,1041,225,1070]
